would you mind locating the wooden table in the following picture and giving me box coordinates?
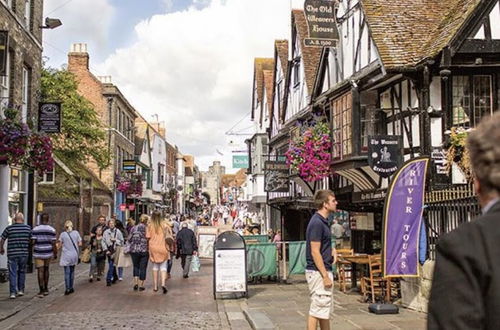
[341,254,370,290]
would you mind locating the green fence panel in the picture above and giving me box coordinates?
[246,243,277,277]
[288,241,307,275]
[287,239,337,275]
[243,235,269,243]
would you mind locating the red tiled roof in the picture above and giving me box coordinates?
[292,10,322,94]
[361,0,482,69]
[275,40,289,75]
[254,58,274,103]
[263,70,274,120]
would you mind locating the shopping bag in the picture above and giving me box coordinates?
[80,247,91,263]
[191,255,200,272]
[116,247,132,268]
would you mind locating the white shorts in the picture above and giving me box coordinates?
[151,260,167,271]
[306,270,334,320]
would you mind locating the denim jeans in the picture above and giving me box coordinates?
[130,252,149,280]
[167,258,173,274]
[8,256,27,295]
[118,267,123,279]
[89,254,105,277]
[107,256,115,282]
[64,265,75,290]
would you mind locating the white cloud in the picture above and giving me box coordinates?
[99,0,297,171]
[43,0,115,69]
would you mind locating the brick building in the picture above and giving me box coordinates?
[0,0,46,269]
[67,43,137,222]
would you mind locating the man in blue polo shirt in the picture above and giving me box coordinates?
[0,212,32,299]
[306,190,338,330]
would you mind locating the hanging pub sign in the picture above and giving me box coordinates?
[122,160,136,173]
[38,102,62,133]
[0,31,8,76]
[368,135,403,178]
[383,157,429,277]
[303,0,339,47]
[264,161,289,192]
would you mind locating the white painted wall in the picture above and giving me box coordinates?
[151,134,167,193]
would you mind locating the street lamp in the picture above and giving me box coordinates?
[40,17,62,29]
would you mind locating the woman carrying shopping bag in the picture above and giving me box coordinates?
[58,220,82,295]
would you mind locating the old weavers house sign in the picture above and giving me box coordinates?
[368,135,403,178]
[304,0,339,47]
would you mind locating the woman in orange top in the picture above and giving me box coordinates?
[146,211,170,294]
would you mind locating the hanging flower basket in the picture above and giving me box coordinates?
[444,126,472,180]
[0,109,31,166]
[0,108,55,173]
[285,121,332,182]
[116,174,143,196]
[25,133,55,174]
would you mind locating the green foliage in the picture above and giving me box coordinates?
[41,67,110,169]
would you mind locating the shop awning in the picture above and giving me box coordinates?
[336,166,378,191]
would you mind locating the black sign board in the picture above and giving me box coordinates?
[0,31,8,76]
[122,160,136,173]
[38,102,61,133]
[303,0,339,48]
[264,161,289,192]
[368,135,402,178]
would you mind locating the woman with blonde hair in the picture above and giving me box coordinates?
[146,211,170,293]
[58,220,82,295]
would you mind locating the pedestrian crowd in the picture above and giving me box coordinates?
[0,210,198,299]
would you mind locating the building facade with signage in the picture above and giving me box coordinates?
[247,57,274,230]
[0,0,45,269]
[68,44,137,223]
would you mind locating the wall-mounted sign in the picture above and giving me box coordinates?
[303,0,339,47]
[119,203,126,211]
[122,160,136,173]
[38,102,61,133]
[128,204,135,211]
[368,135,403,178]
[264,161,289,192]
[232,155,249,168]
[0,31,8,76]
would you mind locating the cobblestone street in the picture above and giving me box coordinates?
[1,259,227,329]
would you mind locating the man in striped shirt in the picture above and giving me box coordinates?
[0,213,32,299]
[31,213,57,298]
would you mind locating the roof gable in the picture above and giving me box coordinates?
[252,58,274,119]
[361,0,482,69]
[263,70,274,121]
[292,10,322,94]
[275,40,289,75]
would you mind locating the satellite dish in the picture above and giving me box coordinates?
[176,185,183,191]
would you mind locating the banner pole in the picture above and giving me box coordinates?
[282,242,287,282]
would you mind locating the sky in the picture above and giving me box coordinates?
[43,0,304,172]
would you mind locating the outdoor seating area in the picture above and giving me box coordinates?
[336,252,401,304]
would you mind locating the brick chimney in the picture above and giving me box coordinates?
[68,43,89,71]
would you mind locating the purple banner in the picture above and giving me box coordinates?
[383,158,429,277]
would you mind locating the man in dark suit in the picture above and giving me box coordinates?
[428,112,500,329]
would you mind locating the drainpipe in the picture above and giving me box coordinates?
[421,65,432,156]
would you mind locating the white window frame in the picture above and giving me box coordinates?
[24,0,32,29]
[0,50,10,114]
[21,66,29,123]
[39,170,55,184]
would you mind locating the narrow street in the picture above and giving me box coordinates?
[6,259,225,329]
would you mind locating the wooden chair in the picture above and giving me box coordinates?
[361,254,388,303]
[336,249,354,293]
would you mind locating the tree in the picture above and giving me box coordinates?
[41,67,110,169]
